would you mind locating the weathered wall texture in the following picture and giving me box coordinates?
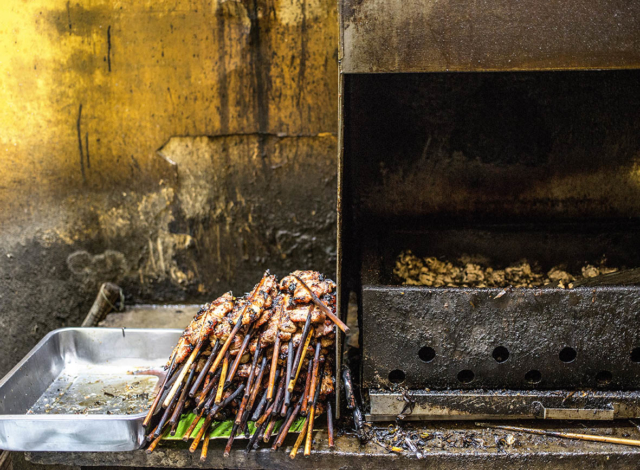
[0,0,338,376]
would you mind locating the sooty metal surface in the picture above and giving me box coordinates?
[362,286,640,390]
[368,390,640,421]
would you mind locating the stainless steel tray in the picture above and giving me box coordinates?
[0,327,182,451]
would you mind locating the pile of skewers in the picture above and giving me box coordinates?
[143,270,348,460]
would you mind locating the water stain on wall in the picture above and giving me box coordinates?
[0,0,338,376]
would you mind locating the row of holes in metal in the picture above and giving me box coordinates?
[417,346,640,364]
[387,368,614,385]
[385,344,639,385]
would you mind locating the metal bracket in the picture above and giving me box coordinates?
[367,390,637,421]
[533,401,616,420]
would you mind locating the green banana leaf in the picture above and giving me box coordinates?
[163,412,306,440]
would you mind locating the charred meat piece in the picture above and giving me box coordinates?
[259,296,284,348]
[287,304,325,324]
[314,320,335,339]
[243,273,277,325]
[166,337,193,369]
[237,363,252,378]
[256,306,275,328]
[229,334,245,355]
[185,292,234,345]
[279,306,297,336]
[320,362,334,398]
[280,270,336,304]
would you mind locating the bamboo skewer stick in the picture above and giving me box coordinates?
[234,394,250,427]
[292,275,349,334]
[273,405,294,448]
[215,351,230,404]
[196,368,222,411]
[200,433,210,462]
[271,371,287,419]
[263,416,277,442]
[301,364,312,415]
[189,417,213,453]
[226,324,254,385]
[290,326,313,393]
[146,426,169,454]
[238,356,267,429]
[201,379,220,413]
[307,342,322,405]
[190,340,220,397]
[164,355,185,389]
[249,356,268,407]
[289,416,309,459]
[256,400,275,427]
[304,364,324,457]
[144,355,176,427]
[244,342,262,399]
[273,399,302,449]
[208,315,243,378]
[240,408,254,438]
[251,388,269,422]
[256,420,268,445]
[153,380,183,438]
[283,341,294,413]
[304,408,316,456]
[477,423,640,447]
[169,362,197,434]
[163,342,202,407]
[223,423,239,457]
[252,368,279,422]
[288,314,312,393]
[247,420,267,451]
[146,423,159,442]
[183,409,205,442]
[268,338,281,399]
[153,361,186,412]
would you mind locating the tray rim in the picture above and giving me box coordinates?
[0,327,183,421]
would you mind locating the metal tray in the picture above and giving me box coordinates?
[0,327,182,451]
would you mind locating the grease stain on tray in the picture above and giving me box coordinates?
[28,369,159,415]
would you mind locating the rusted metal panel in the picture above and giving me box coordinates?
[341,0,640,72]
[362,285,640,390]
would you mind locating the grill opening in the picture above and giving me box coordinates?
[457,370,475,384]
[596,371,613,386]
[418,346,436,363]
[492,346,509,363]
[632,348,640,363]
[559,347,577,363]
[525,370,542,384]
[388,369,406,384]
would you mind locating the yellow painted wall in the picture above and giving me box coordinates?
[0,0,337,229]
[0,0,338,376]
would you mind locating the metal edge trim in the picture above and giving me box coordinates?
[0,327,184,420]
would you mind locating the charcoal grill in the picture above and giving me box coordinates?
[336,0,640,421]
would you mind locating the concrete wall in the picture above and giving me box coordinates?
[0,0,338,376]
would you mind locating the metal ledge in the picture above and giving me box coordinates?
[368,390,640,421]
[25,426,640,469]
